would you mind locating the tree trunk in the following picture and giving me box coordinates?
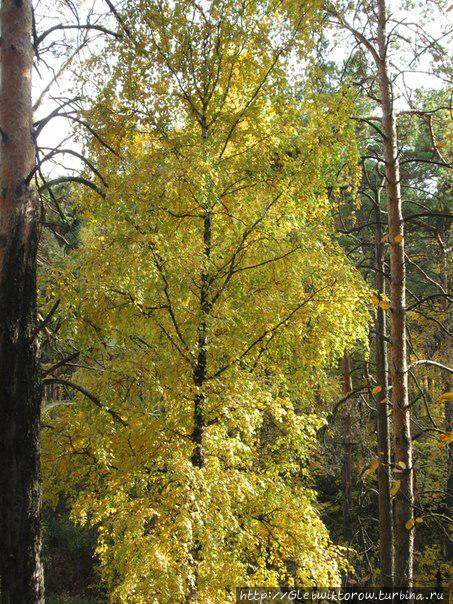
[441,245,452,562]
[191,208,212,469]
[445,380,453,562]
[376,0,414,587]
[374,196,394,587]
[341,353,354,541]
[188,116,212,597]
[187,211,211,602]
[0,1,44,601]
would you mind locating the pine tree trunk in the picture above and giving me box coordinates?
[442,247,452,562]
[374,197,394,587]
[0,1,44,601]
[376,0,414,587]
[341,353,354,541]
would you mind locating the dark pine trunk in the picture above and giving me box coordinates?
[374,196,394,587]
[441,244,452,563]
[444,381,453,558]
[341,353,354,541]
[0,1,44,601]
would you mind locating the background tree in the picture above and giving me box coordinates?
[324,0,452,587]
[3,0,447,599]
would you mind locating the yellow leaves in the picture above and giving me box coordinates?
[364,459,379,477]
[370,291,390,310]
[369,290,390,310]
[379,296,390,310]
[390,480,401,497]
[370,295,379,307]
[437,432,453,448]
[41,5,373,597]
[383,233,404,245]
[371,385,382,395]
[396,461,407,470]
[405,517,423,530]
[405,518,415,530]
[436,392,453,403]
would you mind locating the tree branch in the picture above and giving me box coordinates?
[43,378,128,426]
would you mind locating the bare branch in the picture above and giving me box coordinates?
[408,360,453,374]
[35,23,120,48]
[43,378,128,426]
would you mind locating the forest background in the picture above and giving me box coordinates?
[0,0,451,602]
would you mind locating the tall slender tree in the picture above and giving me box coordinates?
[325,0,451,584]
[0,0,44,600]
[374,1,415,585]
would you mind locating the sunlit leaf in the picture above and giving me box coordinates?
[390,481,401,497]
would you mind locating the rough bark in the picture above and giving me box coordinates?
[188,119,212,600]
[376,0,414,587]
[341,353,354,541]
[442,248,452,562]
[445,379,453,560]
[187,219,210,602]
[190,208,212,470]
[374,197,394,587]
[0,1,44,601]
[187,209,211,600]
